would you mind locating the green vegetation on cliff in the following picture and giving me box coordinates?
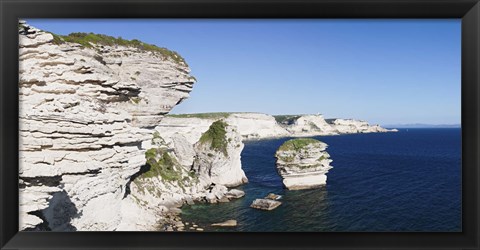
[50,32,186,65]
[278,138,321,152]
[143,148,182,181]
[199,120,229,156]
[167,112,232,119]
[135,132,182,181]
[274,115,302,125]
[133,132,199,196]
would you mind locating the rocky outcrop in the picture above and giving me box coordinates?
[284,114,338,136]
[275,138,333,190]
[122,121,248,230]
[192,120,248,187]
[211,219,237,227]
[155,116,216,145]
[156,113,396,142]
[118,134,207,230]
[250,193,282,211]
[329,119,390,134]
[225,189,245,199]
[155,112,290,142]
[250,199,282,210]
[226,113,290,139]
[18,22,195,231]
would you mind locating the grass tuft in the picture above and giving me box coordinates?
[274,115,302,125]
[167,112,232,119]
[47,32,187,65]
[278,138,321,152]
[199,120,229,156]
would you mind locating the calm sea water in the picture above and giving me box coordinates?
[181,128,461,232]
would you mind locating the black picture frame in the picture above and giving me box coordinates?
[1,0,479,249]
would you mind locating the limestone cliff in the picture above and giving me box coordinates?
[329,118,390,133]
[283,114,338,136]
[226,113,290,139]
[120,122,248,230]
[157,113,396,141]
[275,138,333,190]
[18,22,195,231]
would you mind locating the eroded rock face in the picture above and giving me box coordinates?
[123,136,206,229]
[225,113,290,139]
[18,22,196,231]
[155,117,216,145]
[285,114,338,136]
[124,123,248,229]
[193,120,248,187]
[330,119,389,134]
[275,138,333,190]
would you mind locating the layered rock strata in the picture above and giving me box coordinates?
[121,121,247,229]
[18,22,195,231]
[275,138,333,190]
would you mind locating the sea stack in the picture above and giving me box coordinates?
[192,120,248,187]
[275,138,333,190]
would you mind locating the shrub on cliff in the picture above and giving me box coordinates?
[274,115,301,125]
[143,148,182,181]
[139,132,182,182]
[167,112,231,119]
[199,120,229,156]
[278,138,321,151]
[50,32,187,65]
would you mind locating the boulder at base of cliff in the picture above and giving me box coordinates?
[225,189,245,199]
[250,198,282,210]
[275,138,333,190]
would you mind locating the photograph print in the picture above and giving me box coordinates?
[18,19,461,232]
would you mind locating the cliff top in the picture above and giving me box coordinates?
[198,120,229,156]
[46,31,187,66]
[277,138,323,152]
[168,112,232,119]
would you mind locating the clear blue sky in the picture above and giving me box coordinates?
[26,19,461,125]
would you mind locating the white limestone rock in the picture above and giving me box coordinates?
[170,134,197,169]
[225,113,290,139]
[155,117,217,145]
[285,114,338,136]
[155,113,395,143]
[18,22,196,231]
[225,189,245,199]
[275,138,333,190]
[330,118,395,134]
[211,219,237,227]
[192,120,248,187]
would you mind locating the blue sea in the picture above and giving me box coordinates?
[181,128,461,232]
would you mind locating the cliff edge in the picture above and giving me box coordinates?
[18,22,196,231]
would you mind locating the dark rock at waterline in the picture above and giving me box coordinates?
[250,198,282,210]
